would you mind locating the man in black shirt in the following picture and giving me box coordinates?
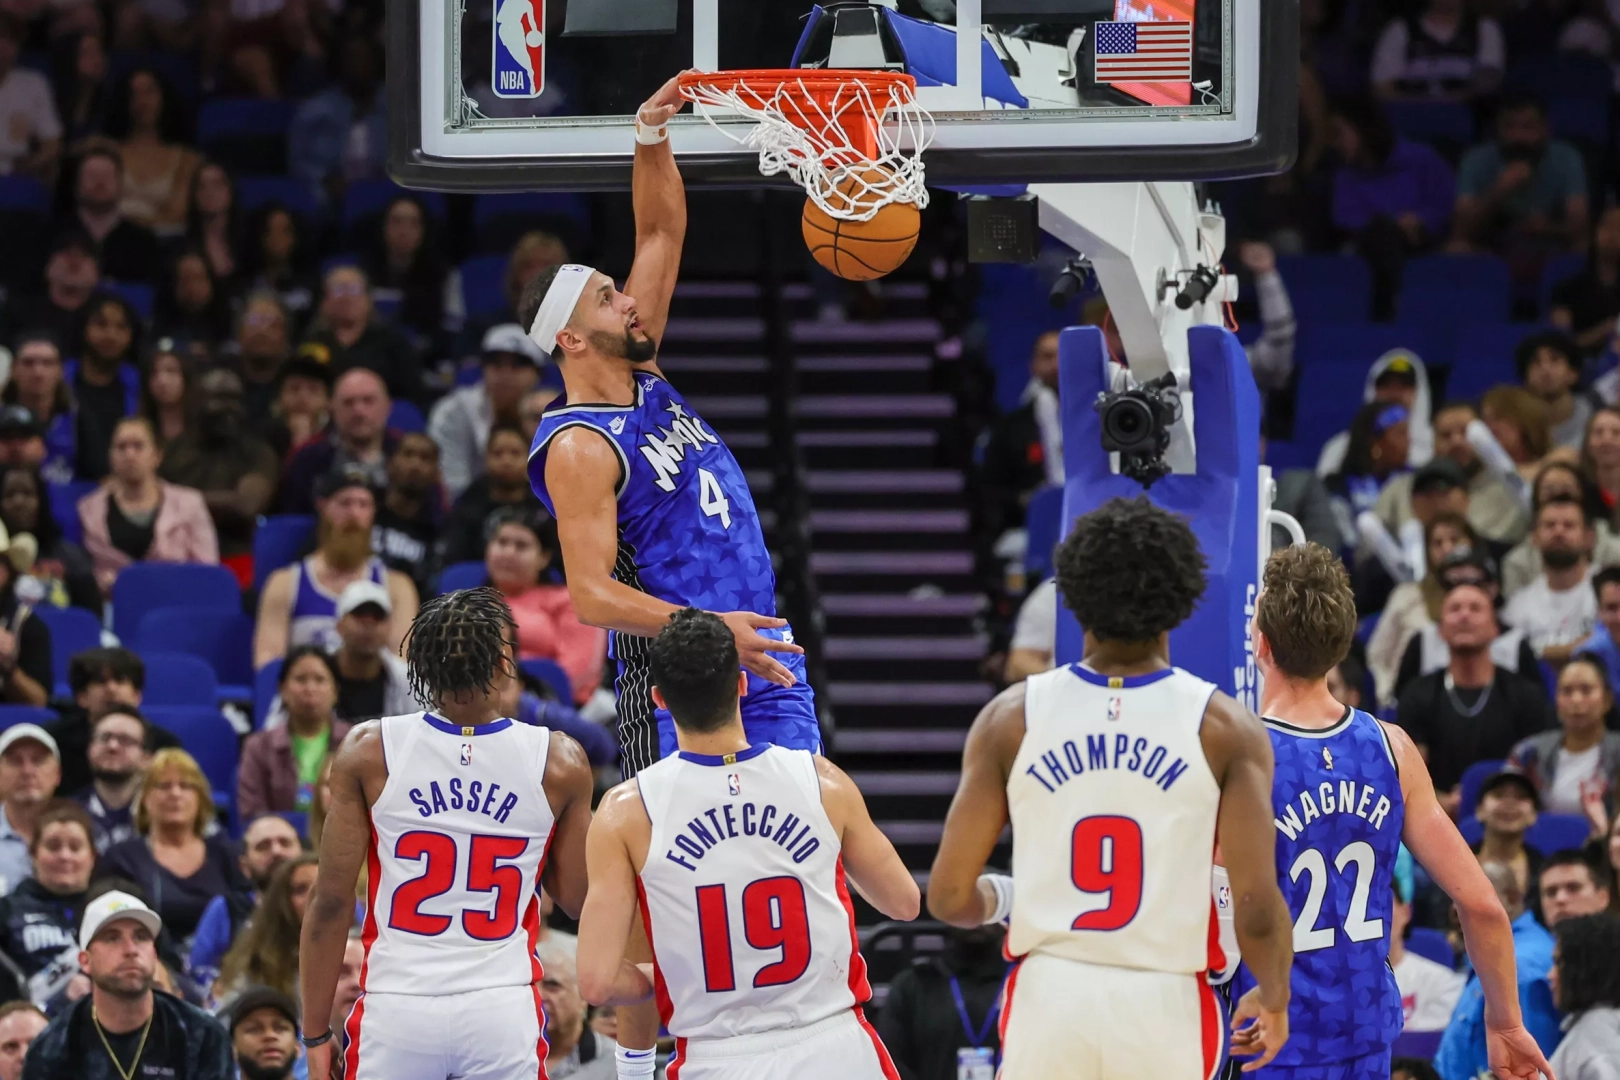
[326,582,413,722]
[372,432,440,597]
[159,369,279,565]
[1396,580,1554,816]
[46,649,178,796]
[0,231,99,357]
[874,924,1006,1080]
[22,889,232,1079]
[69,150,158,286]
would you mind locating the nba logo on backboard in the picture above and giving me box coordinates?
[492,0,544,99]
[1106,696,1122,722]
[727,773,740,796]
[460,742,473,766]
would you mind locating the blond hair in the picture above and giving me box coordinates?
[134,748,214,836]
[1257,544,1358,680]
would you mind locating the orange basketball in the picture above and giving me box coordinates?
[802,167,920,282]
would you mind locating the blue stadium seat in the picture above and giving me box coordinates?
[1526,814,1591,856]
[1391,1030,1443,1060]
[460,255,510,319]
[1447,323,1551,401]
[138,651,220,707]
[103,281,154,320]
[235,176,322,223]
[1540,252,1587,317]
[521,658,573,704]
[1405,927,1455,969]
[277,810,309,839]
[110,564,241,644]
[253,515,315,593]
[1383,100,1474,151]
[0,176,48,214]
[31,605,103,698]
[1024,486,1063,581]
[48,481,96,546]
[438,561,487,594]
[1399,254,1512,314]
[1458,759,1505,818]
[1505,53,1611,102]
[472,192,590,228]
[145,705,238,816]
[197,98,297,144]
[1457,816,1484,845]
[1276,255,1373,325]
[342,181,447,229]
[254,660,282,729]
[1548,96,1610,147]
[109,50,201,105]
[135,609,255,701]
[0,706,59,731]
[388,400,425,434]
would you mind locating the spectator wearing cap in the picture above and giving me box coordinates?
[73,707,153,853]
[1507,655,1620,825]
[1367,510,1476,708]
[97,749,251,941]
[0,14,61,181]
[486,507,605,707]
[1503,495,1598,664]
[1473,770,1545,896]
[238,646,349,819]
[0,409,47,478]
[1317,350,1433,478]
[0,1002,46,1080]
[227,294,293,429]
[21,888,233,1079]
[159,369,280,585]
[70,147,160,285]
[1502,462,1620,598]
[1516,332,1592,452]
[0,726,61,896]
[1578,566,1620,692]
[254,468,418,669]
[443,423,545,565]
[1452,94,1589,260]
[77,416,219,598]
[263,352,331,465]
[228,986,301,1080]
[0,230,100,357]
[276,368,396,516]
[0,801,97,1012]
[297,266,420,407]
[0,334,75,487]
[1421,401,1528,545]
[1396,578,1554,817]
[318,581,414,723]
[429,323,545,502]
[372,433,441,598]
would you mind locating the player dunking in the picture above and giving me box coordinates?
[576,609,919,1080]
[1234,546,1553,1080]
[298,587,595,1080]
[929,497,1295,1079]
[523,75,818,1080]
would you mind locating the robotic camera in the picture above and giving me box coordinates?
[1049,256,1096,309]
[1093,372,1182,488]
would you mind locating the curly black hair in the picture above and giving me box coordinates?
[648,608,740,734]
[402,587,519,709]
[1553,913,1620,1013]
[1054,497,1207,644]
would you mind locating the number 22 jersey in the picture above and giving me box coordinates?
[1230,707,1406,1067]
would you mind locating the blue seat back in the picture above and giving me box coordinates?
[1526,813,1592,856]
[145,705,238,809]
[138,651,220,706]
[343,181,447,229]
[388,400,425,434]
[103,281,155,320]
[111,564,241,644]
[1383,100,1475,150]
[438,561,488,594]
[0,176,47,214]
[1447,323,1552,401]
[255,660,283,729]
[30,605,103,697]
[1540,253,1586,317]
[1405,927,1455,969]
[48,482,96,546]
[135,609,255,688]
[235,176,322,223]
[253,516,315,593]
[0,706,59,731]
[197,98,297,141]
[1458,758,1505,819]
[1276,255,1373,324]
[460,255,510,318]
[520,658,573,704]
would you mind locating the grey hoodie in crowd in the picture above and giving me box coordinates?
[1316,348,1434,478]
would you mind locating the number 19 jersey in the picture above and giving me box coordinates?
[360,713,557,997]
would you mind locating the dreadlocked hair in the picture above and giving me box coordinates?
[403,587,519,707]
[1553,913,1620,1013]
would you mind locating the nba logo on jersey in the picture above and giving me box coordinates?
[1106,696,1122,722]
[460,742,472,766]
[491,0,544,98]
[726,772,741,796]
[1323,748,1334,770]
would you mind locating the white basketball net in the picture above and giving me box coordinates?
[681,73,934,222]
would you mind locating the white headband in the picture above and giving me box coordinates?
[528,264,595,355]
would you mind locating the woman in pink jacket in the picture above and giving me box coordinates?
[78,416,219,596]
[484,506,605,705]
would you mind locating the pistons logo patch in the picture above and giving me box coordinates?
[493,0,544,98]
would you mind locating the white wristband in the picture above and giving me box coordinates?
[980,873,1014,925]
[635,118,668,145]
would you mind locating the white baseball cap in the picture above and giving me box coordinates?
[337,580,392,619]
[481,323,547,365]
[79,890,162,950]
[0,724,58,761]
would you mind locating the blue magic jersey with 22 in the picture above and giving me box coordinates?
[1232,707,1406,1071]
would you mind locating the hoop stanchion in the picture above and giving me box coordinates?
[677,69,934,223]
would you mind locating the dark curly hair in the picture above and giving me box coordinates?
[1054,497,1207,644]
[1553,913,1620,1013]
[648,608,740,734]
[402,587,519,709]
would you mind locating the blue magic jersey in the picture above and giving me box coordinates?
[1231,707,1405,1071]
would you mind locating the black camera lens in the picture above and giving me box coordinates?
[1102,397,1154,451]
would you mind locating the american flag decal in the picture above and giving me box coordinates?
[1093,20,1193,85]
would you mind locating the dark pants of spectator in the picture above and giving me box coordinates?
[1353,215,1421,320]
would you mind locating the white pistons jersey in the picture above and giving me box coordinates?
[359,713,557,996]
[636,744,871,1042]
[1007,665,1224,974]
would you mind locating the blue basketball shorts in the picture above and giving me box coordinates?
[654,625,822,759]
[1241,1050,1391,1080]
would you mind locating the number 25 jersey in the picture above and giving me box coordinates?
[635,744,872,1041]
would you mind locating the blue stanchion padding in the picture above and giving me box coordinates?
[1054,325,1262,707]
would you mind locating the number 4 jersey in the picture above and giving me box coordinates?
[1231,706,1406,1067]
[360,713,558,996]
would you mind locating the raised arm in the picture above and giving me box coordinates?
[1385,722,1555,1080]
[253,567,294,670]
[623,75,688,348]
[817,756,919,920]
[927,685,1022,927]
[539,730,595,919]
[576,781,656,1007]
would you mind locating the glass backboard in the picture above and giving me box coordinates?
[387,0,1296,192]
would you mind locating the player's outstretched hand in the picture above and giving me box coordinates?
[717,610,804,688]
[638,73,687,129]
[1487,1023,1556,1080]
[1228,986,1289,1072]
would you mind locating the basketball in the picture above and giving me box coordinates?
[801,167,921,282]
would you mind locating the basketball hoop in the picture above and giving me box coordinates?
[678,69,933,223]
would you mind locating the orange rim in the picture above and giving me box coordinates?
[678,68,917,96]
